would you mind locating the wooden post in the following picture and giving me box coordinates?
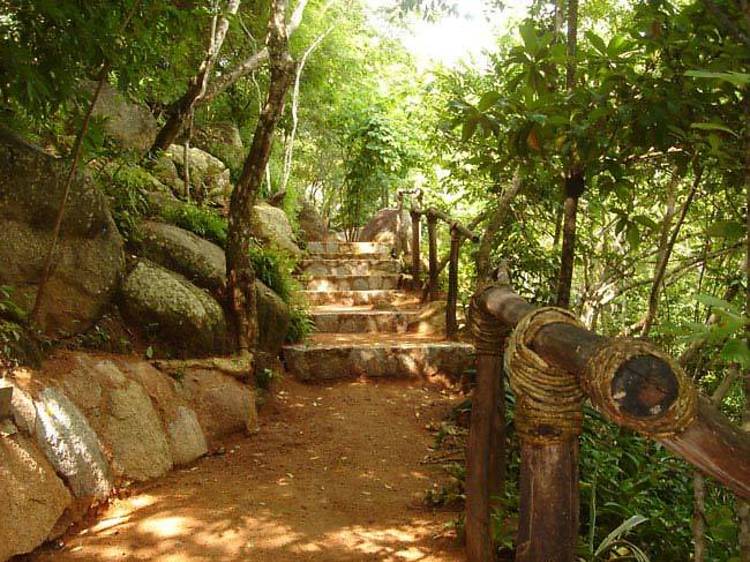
[465,291,508,562]
[446,226,460,339]
[411,210,421,287]
[427,212,439,301]
[516,441,579,562]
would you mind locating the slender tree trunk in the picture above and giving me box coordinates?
[150,0,241,155]
[740,92,750,562]
[476,170,522,280]
[30,68,109,325]
[555,0,580,308]
[280,23,334,193]
[202,0,312,103]
[640,167,702,337]
[226,0,295,353]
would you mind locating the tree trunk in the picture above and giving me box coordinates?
[280,23,334,193]
[556,169,583,308]
[739,91,750,562]
[226,0,295,353]
[202,0,312,103]
[555,0,580,308]
[150,0,242,155]
[640,167,701,337]
[476,170,522,281]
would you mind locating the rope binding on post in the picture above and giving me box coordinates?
[469,282,511,357]
[504,307,585,444]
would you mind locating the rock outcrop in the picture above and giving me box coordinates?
[252,202,301,256]
[157,145,232,205]
[120,260,228,356]
[0,435,72,561]
[298,199,328,242]
[132,222,290,355]
[359,208,411,255]
[136,221,226,292]
[0,129,124,337]
[0,350,256,560]
[90,82,158,153]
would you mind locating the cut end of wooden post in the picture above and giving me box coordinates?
[612,354,679,419]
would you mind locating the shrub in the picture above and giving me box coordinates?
[247,245,314,344]
[160,202,228,247]
[100,163,153,242]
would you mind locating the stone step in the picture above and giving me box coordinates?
[283,335,475,381]
[299,258,400,276]
[300,290,419,307]
[311,309,420,333]
[304,274,400,291]
[306,241,391,257]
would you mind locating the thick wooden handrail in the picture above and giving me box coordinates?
[478,284,750,496]
[465,281,750,562]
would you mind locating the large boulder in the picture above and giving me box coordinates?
[359,208,411,255]
[90,82,158,153]
[136,221,226,292]
[132,222,290,354]
[189,122,244,170]
[298,199,328,242]
[115,359,208,466]
[120,260,228,356]
[252,202,301,257]
[0,129,124,337]
[159,145,232,205]
[57,355,174,482]
[0,435,72,561]
[256,280,291,355]
[175,368,257,446]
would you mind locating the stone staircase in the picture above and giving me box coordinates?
[283,241,474,382]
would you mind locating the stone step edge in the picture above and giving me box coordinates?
[283,341,475,351]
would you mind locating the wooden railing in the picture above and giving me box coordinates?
[465,272,750,562]
[397,189,480,339]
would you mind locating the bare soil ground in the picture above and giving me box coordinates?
[29,377,466,562]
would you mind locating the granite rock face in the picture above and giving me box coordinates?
[0,435,72,561]
[0,130,124,337]
[119,260,228,356]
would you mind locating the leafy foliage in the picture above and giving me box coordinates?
[159,202,228,247]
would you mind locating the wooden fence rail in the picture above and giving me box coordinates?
[466,278,750,562]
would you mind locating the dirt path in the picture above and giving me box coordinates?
[30,377,466,562]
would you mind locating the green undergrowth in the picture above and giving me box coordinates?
[248,245,313,344]
[159,202,228,247]
[426,375,739,561]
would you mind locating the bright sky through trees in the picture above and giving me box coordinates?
[365,0,532,69]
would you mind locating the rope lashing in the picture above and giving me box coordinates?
[583,339,697,437]
[469,283,511,357]
[504,307,585,443]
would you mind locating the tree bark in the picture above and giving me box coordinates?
[476,170,522,281]
[280,23,334,193]
[556,0,580,308]
[740,91,750,562]
[641,168,701,337]
[226,0,295,353]
[150,0,241,155]
[203,0,311,103]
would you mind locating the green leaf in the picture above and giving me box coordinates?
[519,23,539,53]
[595,515,648,556]
[626,223,640,250]
[685,70,750,87]
[462,118,478,142]
[477,91,501,111]
[706,220,744,240]
[690,122,739,137]
[586,30,607,55]
[721,338,750,369]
